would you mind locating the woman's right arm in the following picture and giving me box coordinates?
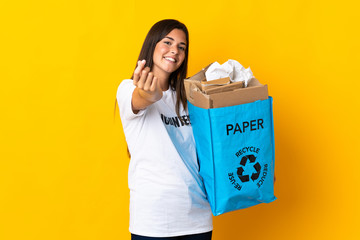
[131,60,163,114]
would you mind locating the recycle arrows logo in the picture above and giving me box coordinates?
[236,154,261,183]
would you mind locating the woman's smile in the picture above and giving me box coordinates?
[164,56,177,63]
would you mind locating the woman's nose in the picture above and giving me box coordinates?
[170,46,178,54]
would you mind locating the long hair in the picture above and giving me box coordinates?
[132,19,189,118]
[115,19,189,157]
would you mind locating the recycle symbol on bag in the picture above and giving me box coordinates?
[237,154,261,183]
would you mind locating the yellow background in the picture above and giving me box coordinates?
[1,0,359,239]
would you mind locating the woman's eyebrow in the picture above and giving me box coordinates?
[164,36,187,46]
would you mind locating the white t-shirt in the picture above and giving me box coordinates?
[116,80,213,237]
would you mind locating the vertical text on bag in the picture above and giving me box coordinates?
[226,119,264,135]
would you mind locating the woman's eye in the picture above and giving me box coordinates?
[163,41,171,45]
[179,46,185,51]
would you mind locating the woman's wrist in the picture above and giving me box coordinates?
[137,87,162,103]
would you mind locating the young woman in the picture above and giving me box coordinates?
[116,19,213,240]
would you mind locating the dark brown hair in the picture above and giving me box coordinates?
[114,19,190,157]
[132,19,189,118]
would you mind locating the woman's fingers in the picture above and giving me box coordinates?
[143,72,154,91]
[133,61,141,84]
[132,60,160,97]
[150,76,158,92]
[136,67,150,89]
[133,60,146,85]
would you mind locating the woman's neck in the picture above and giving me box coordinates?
[153,68,170,91]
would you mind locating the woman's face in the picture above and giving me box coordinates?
[152,28,187,76]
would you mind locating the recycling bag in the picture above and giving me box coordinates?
[188,97,276,216]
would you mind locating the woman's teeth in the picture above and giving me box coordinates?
[164,57,176,62]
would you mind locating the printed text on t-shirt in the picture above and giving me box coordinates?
[160,114,191,127]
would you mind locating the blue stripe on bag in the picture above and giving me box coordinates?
[188,97,276,216]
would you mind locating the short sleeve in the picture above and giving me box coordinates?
[116,79,147,121]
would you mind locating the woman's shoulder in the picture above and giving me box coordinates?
[117,79,133,92]
[118,79,133,87]
[116,79,135,101]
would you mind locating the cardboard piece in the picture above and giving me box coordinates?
[201,77,230,86]
[204,80,244,95]
[185,64,268,109]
